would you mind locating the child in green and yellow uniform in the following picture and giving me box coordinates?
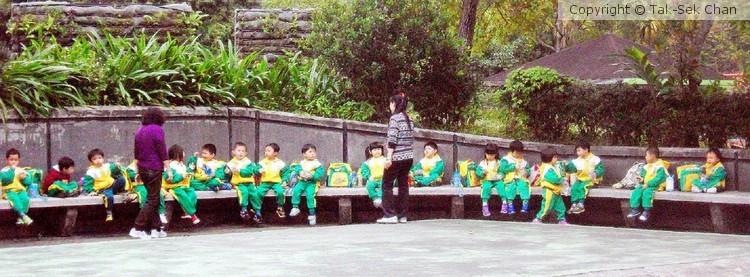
[256,143,290,218]
[163,145,200,225]
[627,146,669,222]
[691,148,726,193]
[564,140,604,214]
[288,144,325,225]
[477,143,504,217]
[83,148,126,222]
[532,148,568,225]
[187,144,230,192]
[0,148,34,225]
[124,160,167,224]
[225,142,263,223]
[411,141,444,187]
[361,142,387,208]
[500,140,531,214]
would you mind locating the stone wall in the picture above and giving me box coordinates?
[2,106,749,192]
[233,8,312,58]
[9,1,195,52]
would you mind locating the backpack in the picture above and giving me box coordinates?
[612,162,645,189]
[22,167,45,198]
[327,163,353,187]
[456,160,480,187]
[676,164,702,192]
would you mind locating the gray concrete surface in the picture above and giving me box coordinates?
[1,219,749,276]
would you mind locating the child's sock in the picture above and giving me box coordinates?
[309,209,315,216]
[241,207,247,212]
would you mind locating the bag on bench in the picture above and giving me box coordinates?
[456,160,480,187]
[612,162,645,189]
[327,163,353,187]
[677,164,702,192]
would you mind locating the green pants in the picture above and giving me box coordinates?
[4,190,30,215]
[413,176,438,187]
[536,188,566,221]
[571,180,594,204]
[630,185,657,209]
[168,187,198,215]
[257,182,285,206]
[692,179,719,190]
[292,180,319,211]
[236,183,262,212]
[481,180,505,202]
[365,179,383,200]
[47,180,79,197]
[190,178,222,191]
[506,179,530,201]
[133,185,166,214]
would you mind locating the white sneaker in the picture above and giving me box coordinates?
[373,199,382,208]
[691,186,702,193]
[290,208,301,217]
[150,229,160,239]
[308,215,317,225]
[376,216,398,224]
[129,228,150,239]
[159,214,168,224]
[156,229,167,238]
[398,217,408,223]
[706,187,717,193]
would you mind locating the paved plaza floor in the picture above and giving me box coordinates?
[1,219,749,276]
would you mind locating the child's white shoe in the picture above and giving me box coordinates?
[290,208,301,217]
[691,186,702,193]
[159,214,168,224]
[308,215,317,225]
[706,187,717,193]
[373,198,382,208]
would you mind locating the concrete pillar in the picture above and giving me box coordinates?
[451,196,464,219]
[60,208,78,237]
[710,204,730,233]
[620,200,634,227]
[338,197,352,225]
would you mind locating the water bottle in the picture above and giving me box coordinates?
[666,175,675,192]
[452,170,461,187]
[286,171,298,196]
[350,172,358,188]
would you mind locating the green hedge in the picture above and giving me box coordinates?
[501,67,750,147]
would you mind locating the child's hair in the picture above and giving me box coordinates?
[233,142,247,151]
[575,140,591,152]
[169,144,184,161]
[5,148,20,159]
[202,144,217,155]
[484,143,499,157]
[87,148,104,162]
[58,157,75,170]
[509,140,524,152]
[707,147,723,161]
[302,143,316,154]
[266,143,280,153]
[646,145,660,158]
[425,141,438,151]
[366,142,384,159]
[541,147,557,163]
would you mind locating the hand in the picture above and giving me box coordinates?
[258,168,266,174]
[166,172,173,182]
[63,180,69,184]
[115,162,121,168]
[385,160,392,169]
[18,171,27,180]
[642,184,648,189]
[414,170,424,176]
[635,175,643,182]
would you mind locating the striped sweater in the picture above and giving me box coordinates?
[387,112,414,161]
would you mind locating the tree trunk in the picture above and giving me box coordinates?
[458,0,479,53]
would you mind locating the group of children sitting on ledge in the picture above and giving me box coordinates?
[0,138,727,228]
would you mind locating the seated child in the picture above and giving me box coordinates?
[124,159,167,224]
[162,145,200,225]
[691,148,726,193]
[532,148,568,225]
[476,143,504,217]
[500,140,531,214]
[83,148,126,221]
[0,148,34,225]
[361,142,387,208]
[564,140,604,214]
[187,144,230,192]
[289,144,325,225]
[225,142,263,223]
[627,146,668,222]
[43,157,80,198]
[411,141,444,187]
[256,143,289,218]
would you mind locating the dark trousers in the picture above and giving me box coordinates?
[382,159,413,218]
[134,167,163,231]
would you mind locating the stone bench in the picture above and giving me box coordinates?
[3,185,749,236]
